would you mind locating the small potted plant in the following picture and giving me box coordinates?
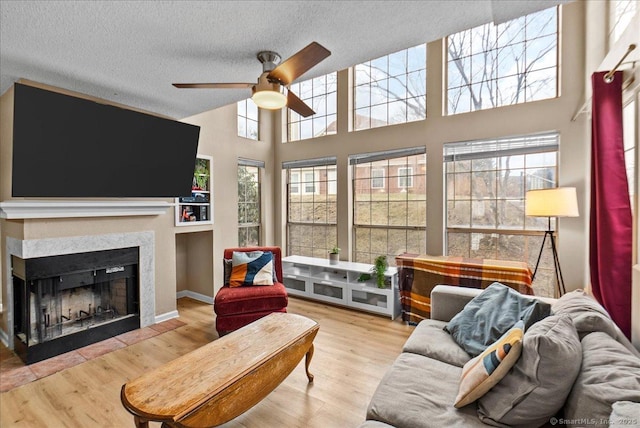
[328,246,340,265]
[371,255,388,288]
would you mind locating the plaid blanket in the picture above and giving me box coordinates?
[396,253,534,325]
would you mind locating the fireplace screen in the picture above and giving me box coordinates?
[12,247,140,364]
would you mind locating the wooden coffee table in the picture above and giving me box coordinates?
[120,312,319,428]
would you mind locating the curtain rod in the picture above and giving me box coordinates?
[571,44,637,122]
[603,44,637,83]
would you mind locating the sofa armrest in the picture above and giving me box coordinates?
[430,285,483,322]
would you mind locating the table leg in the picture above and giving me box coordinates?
[305,344,315,382]
[133,416,149,428]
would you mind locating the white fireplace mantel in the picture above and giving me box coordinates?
[0,200,174,219]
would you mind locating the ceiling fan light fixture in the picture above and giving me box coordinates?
[252,88,287,110]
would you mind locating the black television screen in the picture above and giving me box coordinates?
[12,83,201,198]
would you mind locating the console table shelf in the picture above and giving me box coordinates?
[282,255,400,319]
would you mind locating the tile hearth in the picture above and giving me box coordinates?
[0,318,185,392]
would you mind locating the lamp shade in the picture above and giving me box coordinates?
[525,187,579,217]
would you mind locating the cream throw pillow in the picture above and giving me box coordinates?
[454,320,524,408]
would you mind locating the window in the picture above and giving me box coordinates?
[371,169,385,189]
[398,167,413,188]
[444,133,559,296]
[238,159,263,247]
[353,44,427,131]
[610,0,637,45]
[237,98,259,140]
[447,7,558,115]
[287,72,337,142]
[351,148,427,265]
[285,157,337,257]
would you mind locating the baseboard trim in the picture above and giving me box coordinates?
[155,310,179,324]
[176,290,214,304]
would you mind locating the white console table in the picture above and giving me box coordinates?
[281,255,400,319]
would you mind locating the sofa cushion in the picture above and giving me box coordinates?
[563,332,640,427]
[445,282,551,357]
[403,319,471,367]
[366,352,488,428]
[477,314,581,427]
[552,289,639,357]
[454,320,524,408]
[229,251,274,287]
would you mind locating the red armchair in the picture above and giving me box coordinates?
[213,246,288,335]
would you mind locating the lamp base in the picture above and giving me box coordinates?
[532,226,566,296]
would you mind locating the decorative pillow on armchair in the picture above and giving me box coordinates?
[445,282,551,357]
[229,251,274,287]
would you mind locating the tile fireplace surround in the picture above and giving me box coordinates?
[2,231,156,350]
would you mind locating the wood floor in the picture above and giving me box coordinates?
[0,296,413,428]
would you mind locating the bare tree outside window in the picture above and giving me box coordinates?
[447,6,558,115]
[354,44,426,130]
[288,72,337,142]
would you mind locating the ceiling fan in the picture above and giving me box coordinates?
[173,42,331,117]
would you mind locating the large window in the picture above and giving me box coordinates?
[610,0,637,45]
[447,7,558,115]
[351,148,427,265]
[444,133,559,296]
[287,72,337,142]
[237,99,259,140]
[353,44,426,131]
[285,157,337,257]
[238,159,263,247]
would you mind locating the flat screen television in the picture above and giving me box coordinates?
[12,83,201,198]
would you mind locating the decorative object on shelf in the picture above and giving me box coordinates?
[328,246,340,265]
[175,155,213,226]
[372,255,389,288]
[193,158,210,190]
[357,273,372,282]
[525,187,579,296]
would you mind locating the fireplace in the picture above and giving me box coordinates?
[12,247,140,364]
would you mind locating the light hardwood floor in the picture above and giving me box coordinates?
[0,296,413,428]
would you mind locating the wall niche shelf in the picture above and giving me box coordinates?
[281,255,400,319]
[175,155,213,227]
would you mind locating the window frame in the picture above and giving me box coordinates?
[284,157,338,257]
[238,159,264,247]
[443,133,559,297]
[286,72,338,142]
[351,147,427,265]
[237,99,259,140]
[352,43,427,131]
[445,6,560,115]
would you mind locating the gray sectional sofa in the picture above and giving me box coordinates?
[361,285,640,428]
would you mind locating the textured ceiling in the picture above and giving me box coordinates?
[1,1,570,119]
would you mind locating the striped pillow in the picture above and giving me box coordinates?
[454,320,524,408]
[229,251,274,287]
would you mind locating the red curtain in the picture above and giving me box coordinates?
[590,70,632,339]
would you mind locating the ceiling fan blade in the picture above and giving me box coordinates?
[172,83,253,89]
[268,42,331,86]
[287,91,315,117]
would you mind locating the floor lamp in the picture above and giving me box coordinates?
[525,187,579,296]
